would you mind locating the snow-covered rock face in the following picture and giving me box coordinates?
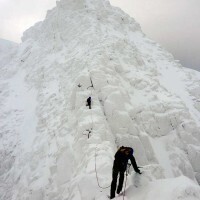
[1,0,200,199]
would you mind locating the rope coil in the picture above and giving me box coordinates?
[95,146,110,189]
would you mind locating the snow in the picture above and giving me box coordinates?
[0,38,18,67]
[151,135,174,178]
[129,176,200,200]
[0,0,200,199]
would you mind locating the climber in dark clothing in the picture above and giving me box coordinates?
[110,146,141,199]
[86,97,92,109]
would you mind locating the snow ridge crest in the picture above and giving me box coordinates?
[56,0,111,10]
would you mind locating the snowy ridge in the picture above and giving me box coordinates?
[1,0,200,199]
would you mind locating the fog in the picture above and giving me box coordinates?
[110,0,200,71]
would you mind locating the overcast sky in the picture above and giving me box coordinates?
[0,0,199,71]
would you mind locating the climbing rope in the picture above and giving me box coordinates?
[91,104,94,129]
[89,74,94,129]
[123,163,131,200]
[88,76,110,189]
[95,146,110,189]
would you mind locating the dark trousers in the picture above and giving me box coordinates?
[87,102,91,109]
[110,170,124,198]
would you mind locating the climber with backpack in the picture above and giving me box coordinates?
[86,96,92,109]
[110,146,141,199]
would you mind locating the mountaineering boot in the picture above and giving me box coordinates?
[117,188,121,194]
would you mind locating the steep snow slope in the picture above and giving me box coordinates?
[1,0,200,200]
[0,38,18,66]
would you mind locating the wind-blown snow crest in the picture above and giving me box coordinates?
[1,0,200,200]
